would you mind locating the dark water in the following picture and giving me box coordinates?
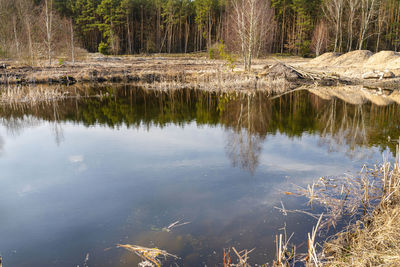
[0,86,399,266]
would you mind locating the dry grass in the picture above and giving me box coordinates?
[321,140,400,266]
[0,85,69,104]
[142,70,294,94]
[292,139,400,266]
[0,84,112,106]
[116,244,178,267]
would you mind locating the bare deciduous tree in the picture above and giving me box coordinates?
[12,16,20,57]
[346,0,360,51]
[70,19,75,65]
[231,0,274,71]
[358,0,379,49]
[44,0,53,65]
[323,0,344,52]
[16,0,35,63]
[311,21,328,56]
[375,2,387,51]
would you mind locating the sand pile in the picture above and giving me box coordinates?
[310,52,341,66]
[332,50,373,66]
[309,50,400,71]
[365,51,400,66]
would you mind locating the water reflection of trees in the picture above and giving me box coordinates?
[221,93,270,174]
[318,99,369,158]
[315,98,400,158]
[0,86,400,172]
[0,116,42,137]
[0,134,4,156]
[0,102,64,145]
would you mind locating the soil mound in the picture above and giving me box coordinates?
[386,57,400,69]
[365,51,400,66]
[263,62,303,81]
[332,50,372,66]
[310,52,341,65]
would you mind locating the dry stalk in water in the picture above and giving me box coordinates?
[307,214,323,266]
[273,223,296,267]
[223,247,255,267]
[116,244,178,267]
[162,220,190,232]
[317,139,400,266]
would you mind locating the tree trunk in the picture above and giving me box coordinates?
[127,14,132,54]
[184,19,189,53]
[13,16,20,58]
[45,0,53,65]
[157,6,161,50]
[70,19,75,64]
[141,5,144,52]
[26,18,34,64]
[281,3,286,54]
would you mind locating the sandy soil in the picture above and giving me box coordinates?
[297,50,400,79]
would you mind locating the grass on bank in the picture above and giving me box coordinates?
[322,140,400,266]
[222,139,400,267]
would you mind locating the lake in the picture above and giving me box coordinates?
[0,85,398,266]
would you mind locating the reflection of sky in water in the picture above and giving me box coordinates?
[0,121,385,266]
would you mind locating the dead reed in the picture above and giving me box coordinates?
[0,85,68,104]
[141,70,293,94]
[321,138,400,266]
[288,138,400,266]
[269,138,400,267]
[116,244,178,267]
[223,247,255,267]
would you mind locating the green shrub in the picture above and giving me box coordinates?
[208,47,216,59]
[98,41,110,55]
[216,42,236,71]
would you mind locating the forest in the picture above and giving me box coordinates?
[1,0,400,62]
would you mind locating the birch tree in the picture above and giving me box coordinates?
[311,21,327,56]
[375,2,387,51]
[358,0,378,49]
[323,0,344,52]
[44,0,54,65]
[346,0,359,51]
[231,0,274,71]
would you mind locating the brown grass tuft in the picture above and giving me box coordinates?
[320,140,400,266]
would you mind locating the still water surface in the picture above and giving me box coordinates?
[0,86,398,266]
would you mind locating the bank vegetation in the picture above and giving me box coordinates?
[2,0,400,69]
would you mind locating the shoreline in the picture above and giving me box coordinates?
[1,53,400,92]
